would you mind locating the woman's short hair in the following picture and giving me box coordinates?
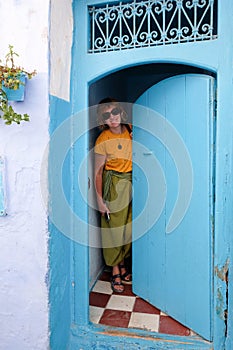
[97,97,127,129]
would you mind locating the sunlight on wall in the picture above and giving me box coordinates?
[50,0,73,101]
[0,1,50,349]
[0,0,48,72]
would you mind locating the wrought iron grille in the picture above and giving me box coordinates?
[88,0,217,53]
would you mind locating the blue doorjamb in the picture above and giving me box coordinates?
[49,96,73,350]
[49,1,233,349]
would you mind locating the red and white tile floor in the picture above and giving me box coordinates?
[89,269,198,337]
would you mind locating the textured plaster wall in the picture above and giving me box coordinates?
[0,1,49,349]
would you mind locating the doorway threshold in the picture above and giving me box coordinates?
[89,268,200,338]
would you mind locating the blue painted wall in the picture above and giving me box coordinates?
[49,96,73,350]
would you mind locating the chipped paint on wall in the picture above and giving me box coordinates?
[215,259,230,282]
[215,257,229,346]
[216,287,226,320]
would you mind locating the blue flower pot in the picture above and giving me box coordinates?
[2,74,26,101]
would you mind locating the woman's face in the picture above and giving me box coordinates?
[102,104,122,129]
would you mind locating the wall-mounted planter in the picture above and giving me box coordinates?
[2,74,26,102]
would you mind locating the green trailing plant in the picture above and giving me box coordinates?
[0,45,36,125]
[0,89,30,125]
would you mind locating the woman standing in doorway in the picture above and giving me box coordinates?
[94,98,132,293]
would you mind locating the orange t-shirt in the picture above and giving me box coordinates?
[94,127,132,173]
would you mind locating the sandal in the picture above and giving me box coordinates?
[119,264,132,285]
[110,273,124,293]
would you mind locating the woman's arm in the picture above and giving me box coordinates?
[94,153,109,215]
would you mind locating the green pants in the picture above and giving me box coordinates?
[101,170,132,267]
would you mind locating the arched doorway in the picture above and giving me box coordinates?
[88,63,216,340]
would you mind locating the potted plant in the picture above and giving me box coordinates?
[0,45,36,125]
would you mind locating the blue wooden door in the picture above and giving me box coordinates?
[132,74,215,341]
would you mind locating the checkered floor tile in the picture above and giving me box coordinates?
[89,269,196,336]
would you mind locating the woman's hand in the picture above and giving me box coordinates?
[97,199,110,216]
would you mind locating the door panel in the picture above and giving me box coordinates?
[132,74,214,340]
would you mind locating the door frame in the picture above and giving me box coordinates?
[71,65,220,350]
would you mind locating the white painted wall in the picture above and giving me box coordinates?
[50,0,73,101]
[0,1,49,349]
